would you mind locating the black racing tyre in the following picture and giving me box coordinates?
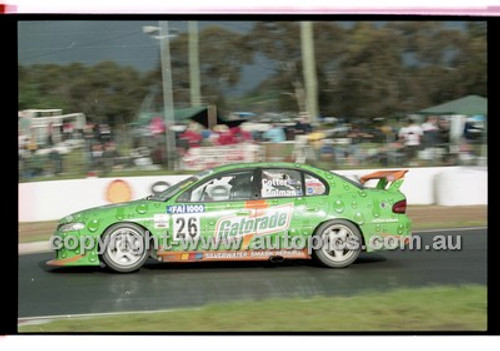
[311,219,363,268]
[100,222,149,273]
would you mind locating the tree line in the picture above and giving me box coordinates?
[18,21,486,126]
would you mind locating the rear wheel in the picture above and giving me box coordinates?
[101,223,149,273]
[312,220,362,268]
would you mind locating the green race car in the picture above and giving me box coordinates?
[47,162,412,272]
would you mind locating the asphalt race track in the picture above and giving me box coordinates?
[18,228,486,318]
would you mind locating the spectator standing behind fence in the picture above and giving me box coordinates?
[200,128,214,146]
[99,123,112,143]
[83,124,95,172]
[212,124,237,145]
[263,123,286,143]
[230,126,253,143]
[62,122,73,141]
[102,141,120,175]
[91,143,104,171]
[294,117,313,135]
[437,118,452,164]
[49,149,63,175]
[398,118,423,166]
[179,124,203,149]
[421,116,440,164]
[47,122,55,147]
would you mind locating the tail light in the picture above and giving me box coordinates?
[392,199,407,214]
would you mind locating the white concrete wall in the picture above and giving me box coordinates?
[19,166,487,222]
[337,167,462,206]
[434,167,488,206]
[19,175,188,223]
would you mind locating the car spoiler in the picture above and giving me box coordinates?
[359,170,408,190]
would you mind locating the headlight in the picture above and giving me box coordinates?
[58,222,85,232]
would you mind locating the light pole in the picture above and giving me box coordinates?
[143,22,177,170]
[300,21,319,125]
[188,21,202,106]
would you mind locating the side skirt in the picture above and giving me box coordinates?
[157,248,311,263]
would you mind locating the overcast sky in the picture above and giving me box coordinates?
[18,21,268,96]
[18,20,466,97]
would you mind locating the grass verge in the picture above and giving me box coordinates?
[19,285,486,332]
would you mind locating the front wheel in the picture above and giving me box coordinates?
[312,220,363,268]
[100,223,149,273]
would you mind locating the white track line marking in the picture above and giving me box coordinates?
[414,226,487,234]
[18,307,203,326]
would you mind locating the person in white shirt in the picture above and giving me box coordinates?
[399,118,423,165]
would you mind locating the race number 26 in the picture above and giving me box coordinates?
[173,216,200,240]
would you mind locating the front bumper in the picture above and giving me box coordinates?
[47,230,102,267]
[46,254,86,266]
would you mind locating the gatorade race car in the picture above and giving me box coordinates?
[47,163,412,272]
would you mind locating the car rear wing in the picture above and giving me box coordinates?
[359,170,408,190]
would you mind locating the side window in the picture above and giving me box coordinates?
[179,170,255,202]
[304,173,327,196]
[261,169,303,198]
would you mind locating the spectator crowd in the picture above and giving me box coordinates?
[19,111,485,180]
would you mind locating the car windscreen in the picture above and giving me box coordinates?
[149,168,214,201]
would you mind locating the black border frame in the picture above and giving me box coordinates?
[8,13,496,336]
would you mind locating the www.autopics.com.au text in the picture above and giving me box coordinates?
[49,231,462,255]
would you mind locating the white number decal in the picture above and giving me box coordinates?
[173,216,200,241]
